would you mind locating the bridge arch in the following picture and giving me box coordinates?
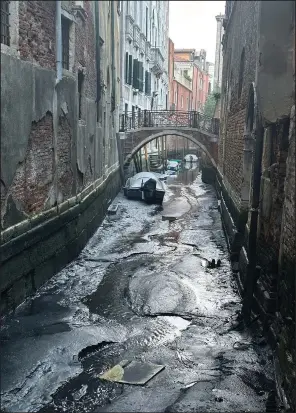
[124,130,217,169]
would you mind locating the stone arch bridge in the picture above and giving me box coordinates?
[117,110,220,172]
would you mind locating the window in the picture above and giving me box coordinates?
[175,91,177,104]
[128,54,132,85]
[132,58,138,89]
[78,71,84,119]
[62,16,70,70]
[125,52,128,84]
[181,96,184,108]
[145,70,151,95]
[1,1,10,46]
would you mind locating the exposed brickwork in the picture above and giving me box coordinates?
[218,1,259,210]
[9,112,54,215]
[75,1,96,101]
[57,115,74,199]
[19,1,56,69]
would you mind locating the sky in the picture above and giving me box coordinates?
[169,1,226,63]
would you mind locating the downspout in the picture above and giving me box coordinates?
[52,0,62,205]
[56,0,62,83]
[95,1,101,108]
[242,4,264,325]
[111,2,116,113]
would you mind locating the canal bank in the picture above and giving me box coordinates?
[1,167,275,413]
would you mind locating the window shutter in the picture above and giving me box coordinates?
[145,71,148,94]
[133,59,138,88]
[128,55,132,85]
[138,62,143,92]
[125,52,128,84]
[148,72,151,95]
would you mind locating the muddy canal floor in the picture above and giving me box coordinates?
[1,169,275,412]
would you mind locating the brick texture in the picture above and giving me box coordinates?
[218,1,260,210]
[75,1,96,101]
[57,115,74,199]
[19,1,56,69]
[9,112,54,215]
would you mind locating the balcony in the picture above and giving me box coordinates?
[151,47,164,75]
[125,15,134,42]
[145,41,151,61]
[140,33,146,56]
[133,24,140,49]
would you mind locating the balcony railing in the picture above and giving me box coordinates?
[133,24,140,48]
[119,110,220,136]
[145,41,151,61]
[140,33,146,56]
[151,47,164,75]
[125,15,134,42]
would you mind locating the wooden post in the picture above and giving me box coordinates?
[144,145,149,171]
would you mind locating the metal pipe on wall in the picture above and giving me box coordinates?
[56,0,62,82]
[95,1,101,106]
[111,1,116,112]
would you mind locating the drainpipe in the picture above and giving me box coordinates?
[95,1,101,106]
[56,0,62,83]
[242,4,264,325]
[52,1,62,206]
[111,2,116,112]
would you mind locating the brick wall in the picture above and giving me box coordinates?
[19,1,56,69]
[8,112,54,217]
[75,1,96,101]
[218,1,260,211]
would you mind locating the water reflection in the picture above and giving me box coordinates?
[166,162,201,185]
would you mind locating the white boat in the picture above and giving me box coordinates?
[123,172,166,205]
[184,154,198,162]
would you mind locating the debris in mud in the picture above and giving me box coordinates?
[78,341,116,360]
[107,204,119,215]
[162,216,177,222]
[99,360,165,385]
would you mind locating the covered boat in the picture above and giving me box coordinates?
[184,154,198,162]
[123,172,166,205]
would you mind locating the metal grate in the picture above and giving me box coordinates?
[1,1,10,46]
[62,16,70,70]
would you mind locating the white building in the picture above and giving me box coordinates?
[120,1,169,115]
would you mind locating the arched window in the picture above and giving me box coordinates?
[238,48,245,98]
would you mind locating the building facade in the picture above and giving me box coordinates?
[0,0,121,312]
[120,0,169,115]
[217,1,295,409]
[173,48,210,112]
[214,13,224,92]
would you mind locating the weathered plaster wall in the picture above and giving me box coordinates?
[0,1,121,314]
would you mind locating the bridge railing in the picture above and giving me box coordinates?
[119,110,220,136]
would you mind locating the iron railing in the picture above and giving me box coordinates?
[119,110,220,136]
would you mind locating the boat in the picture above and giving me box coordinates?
[184,154,198,162]
[123,172,166,205]
[167,160,180,171]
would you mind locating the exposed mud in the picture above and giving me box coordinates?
[0,168,275,413]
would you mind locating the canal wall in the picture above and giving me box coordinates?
[216,1,295,409]
[0,167,121,315]
[0,1,122,315]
